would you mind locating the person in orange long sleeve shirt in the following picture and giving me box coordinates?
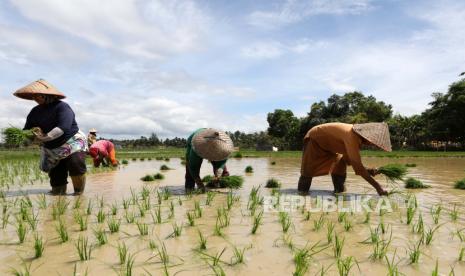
[298,122,392,196]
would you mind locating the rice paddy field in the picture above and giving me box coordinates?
[1,151,465,275]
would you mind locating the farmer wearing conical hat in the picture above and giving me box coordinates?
[298,122,391,196]
[89,139,118,167]
[88,128,98,147]
[13,79,88,195]
[185,128,234,193]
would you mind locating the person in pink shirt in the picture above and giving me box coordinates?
[89,140,118,167]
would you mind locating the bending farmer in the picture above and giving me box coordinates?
[185,128,234,193]
[14,79,87,195]
[298,122,391,196]
[89,140,118,167]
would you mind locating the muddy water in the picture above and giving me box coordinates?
[1,157,465,275]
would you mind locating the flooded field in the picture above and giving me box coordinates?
[1,156,465,275]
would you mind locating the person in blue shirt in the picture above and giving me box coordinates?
[14,79,88,195]
[185,128,234,193]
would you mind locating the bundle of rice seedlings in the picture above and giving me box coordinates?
[121,160,129,165]
[141,175,155,182]
[204,175,244,189]
[245,166,254,173]
[454,178,465,190]
[160,165,170,171]
[271,161,276,165]
[153,173,165,180]
[405,163,417,167]
[377,164,407,182]
[404,177,430,189]
[265,178,281,188]
[2,126,37,146]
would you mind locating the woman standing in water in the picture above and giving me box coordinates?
[14,79,87,195]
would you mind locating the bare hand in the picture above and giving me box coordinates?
[377,189,388,196]
[367,168,380,177]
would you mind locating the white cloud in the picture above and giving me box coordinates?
[10,0,210,59]
[248,0,374,29]
[241,39,327,59]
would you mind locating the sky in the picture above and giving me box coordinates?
[0,0,464,139]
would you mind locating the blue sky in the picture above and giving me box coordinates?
[1,0,464,139]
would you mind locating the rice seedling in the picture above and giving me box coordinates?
[458,247,464,261]
[110,202,118,216]
[404,177,430,189]
[454,178,465,189]
[107,217,121,233]
[194,200,203,218]
[33,233,44,258]
[123,252,136,276]
[231,245,246,265]
[168,222,182,238]
[385,249,402,276]
[74,211,88,231]
[313,214,325,231]
[278,212,292,233]
[9,262,32,276]
[55,218,69,243]
[162,187,172,200]
[86,199,93,215]
[265,178,281,188]
[186,211,196,226]
[124,211,135,224]
[2,211,10,229]
[423,224,441,245]
[96,208,106,223]
[206,191,216,205]
[432,259,439,276]
[336,256,358,276]
[25,209,39,231]
[326,221,335,244]
[93,228,108,245]
[405,163,417,167]
[304,211,311,221]
[130,188,138,205]
[333,234,345,258]
[293,241,328,276]
[408,240,421,264]
[450,204,459,221]
[337,212,347,223]
[378,164,407,182]
[168,201,175,219]
[245,166,253,173]
[216,207,230,228]
[454,228,465,242]
[251,211,263,234]
[74,236,92,261]
[406,202,416,225]
[72,197,82,210]
[152,207,162,224]
[343,217,353,232]
[198,229,207,250]
[363,211,371,224]
[137,202,146,218]
[160,164,170,171]
[122,198,130,210]
[16,217,28,243]
[370,233,392,260]
[214,220,225,237]
[117,242,128,265]
[136,221,149,236]
[203,247,227,267]
[156,242,170,266]
[413,213,424,234]
[36,194,47,209]
[430,204,442,224]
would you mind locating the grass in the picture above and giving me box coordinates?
[370,233,392,260]
[206,191,216,206]
[385,249,401,276]
[117,242,128,265]
[337,256,358,276]
[423,225,441,245]
[378,164,407,182]
[136,221,149,236]
[169,222,182,238]
[96,208,106,223]
[326,222,335,244]
[75,235,92,261]
[194,200,203,218]
[107,217,121,233]
[124,252,136,276]
[245,165,253,173]
[430,204,442,224]
[450,204,459,221]
[278,212,292,233]
[404,177,430,189]
[265,178,281,188]
[454,178,465,189]
[343,217,353,232]
[408,240,422,264]
[16,218,27,243]
[186,211,195,226]
[33,233,44,258]
[125,211,136,223]
[313,214,325,231]
[231,245,246,265]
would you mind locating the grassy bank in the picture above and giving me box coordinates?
[2,148,465,160]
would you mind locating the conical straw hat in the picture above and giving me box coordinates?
[192,128,234,161]
[13,79,65,100]
[89,128,98,133]
[352,122,392,152]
